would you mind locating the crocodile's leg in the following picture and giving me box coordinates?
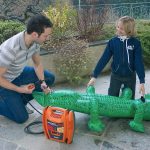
[86,86,95,94]
[88,99,105,132]
[87,86,105,132]
[129,101,145,132]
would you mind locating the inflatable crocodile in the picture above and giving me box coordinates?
[32,86,150,133]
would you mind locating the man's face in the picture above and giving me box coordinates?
[35,27,52,44]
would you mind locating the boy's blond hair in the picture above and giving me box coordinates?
[116,16,136,37]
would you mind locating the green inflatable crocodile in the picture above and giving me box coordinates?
[32,86,150,133]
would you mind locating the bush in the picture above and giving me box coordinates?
[0,20,25,44]
[43,0,77,39]
[53,37,88,85]
[75,0,108,42]
[137,21,150,67]
[95,23,115,41]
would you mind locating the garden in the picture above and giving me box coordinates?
[0,0,150,85]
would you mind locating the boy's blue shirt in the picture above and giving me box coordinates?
[92,36,145,83]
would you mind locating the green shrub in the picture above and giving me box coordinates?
[0,20,25,44]
[43,0,77,39]
[137,21,150,67]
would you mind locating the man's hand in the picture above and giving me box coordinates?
[16,84,35,94]
[87,77,96,86]
[41,81,52,94]
[139,83,145,96]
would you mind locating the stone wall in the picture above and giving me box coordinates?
[0,0,70,23]
[0,0,72,23]
[28,43,111,83]
[0,0,43,22]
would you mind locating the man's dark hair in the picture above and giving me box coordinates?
[27,14,53,35]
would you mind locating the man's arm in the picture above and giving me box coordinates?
[32,53,44,81]
[0,67,34,93]
[0,67,19,91]
[32,53,51,93]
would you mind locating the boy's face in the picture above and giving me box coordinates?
[34,27,52,44]
[116,21,126,36]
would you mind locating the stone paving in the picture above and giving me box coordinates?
[0,70,150,150]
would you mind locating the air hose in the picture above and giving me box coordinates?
[24,102,44,134]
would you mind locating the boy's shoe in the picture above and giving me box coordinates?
[25,106,34,114]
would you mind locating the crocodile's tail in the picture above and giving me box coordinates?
[143,93,150,120]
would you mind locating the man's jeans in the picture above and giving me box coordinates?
[0,66,55,123]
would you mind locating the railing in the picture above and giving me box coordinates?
[75,2,150,22]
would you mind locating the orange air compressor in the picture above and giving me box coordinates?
[42,106,75,144]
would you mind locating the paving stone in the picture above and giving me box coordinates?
[102,141,123,150]
[0,139,26,150]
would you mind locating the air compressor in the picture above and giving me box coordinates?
[42,106,75,144]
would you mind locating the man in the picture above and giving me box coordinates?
[0,14,55,123]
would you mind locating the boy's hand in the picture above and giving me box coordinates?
[139,83,145,96]
[87,77,96,86]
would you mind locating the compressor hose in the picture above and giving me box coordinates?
[24,102,44,134]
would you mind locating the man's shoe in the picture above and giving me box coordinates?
[25,106,34,114]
